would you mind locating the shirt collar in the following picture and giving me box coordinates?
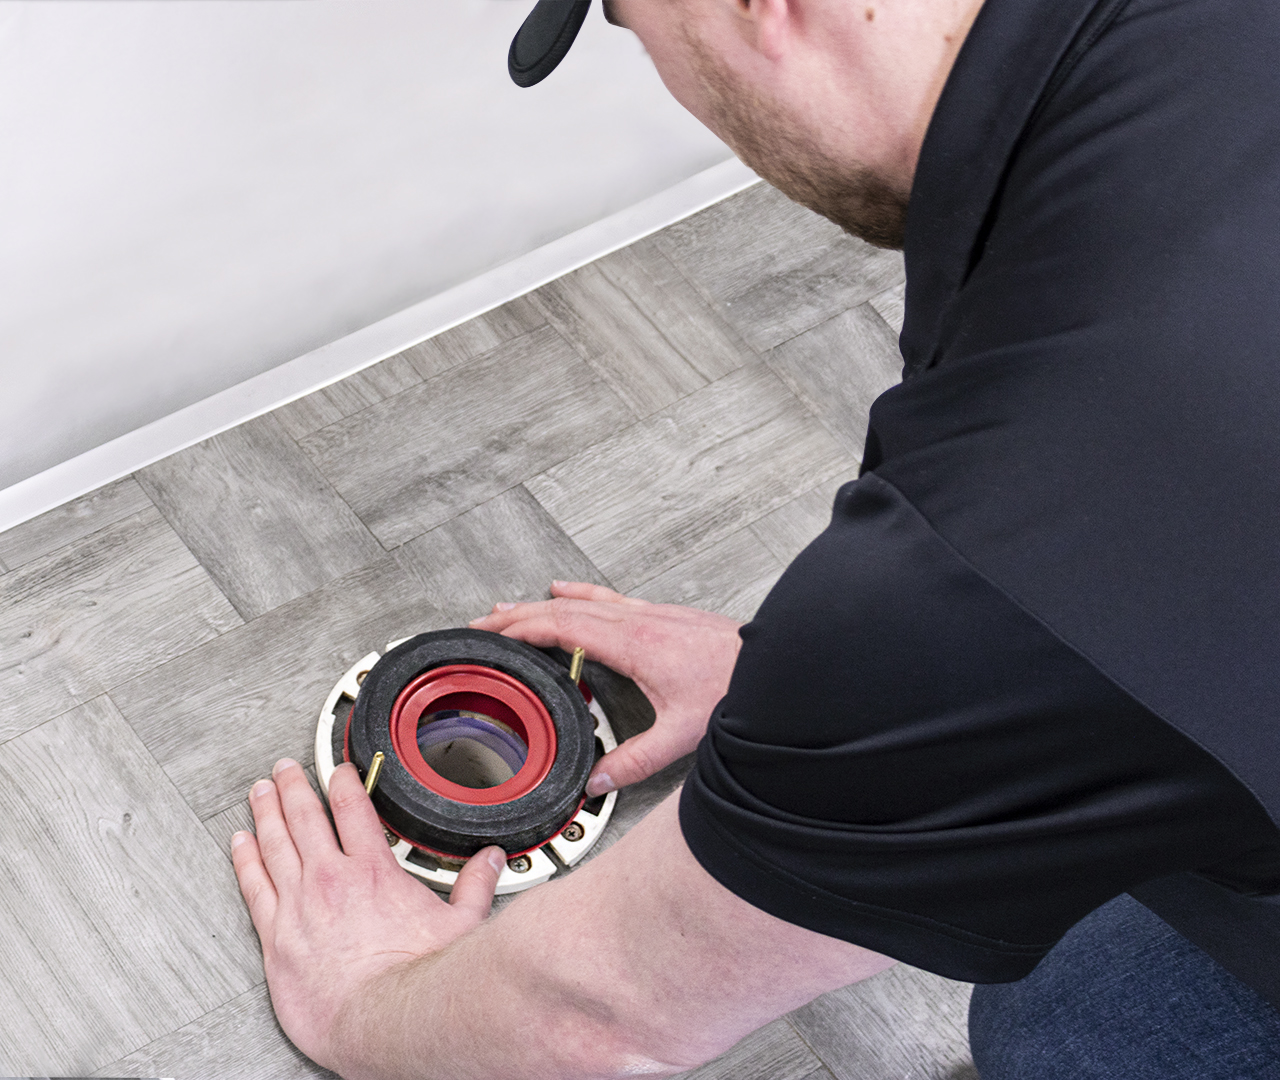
[900,0,1124,376]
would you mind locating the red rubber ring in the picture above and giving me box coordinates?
[389,664,557,806]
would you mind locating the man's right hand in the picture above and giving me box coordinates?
[469,580,742,794]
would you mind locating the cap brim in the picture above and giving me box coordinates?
[508,0,592,88]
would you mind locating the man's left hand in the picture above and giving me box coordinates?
[231,758,505,1071]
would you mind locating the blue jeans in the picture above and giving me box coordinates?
[969,893,1280,1079]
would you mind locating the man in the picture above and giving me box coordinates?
[232,1,1280,1076]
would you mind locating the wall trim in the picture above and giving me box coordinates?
[0,158,759,535]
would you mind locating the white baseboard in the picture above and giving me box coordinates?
[0,158,759,535]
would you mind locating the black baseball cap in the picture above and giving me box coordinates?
[508,0,593,87]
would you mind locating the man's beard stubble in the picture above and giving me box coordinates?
[689,35,910,250]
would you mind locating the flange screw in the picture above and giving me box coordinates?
[507,854,533,874]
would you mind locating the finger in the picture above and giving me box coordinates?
[588,725,702,794]
[488,612,643,678]
[328,762,399,861]
[272,758,339,864]
[470,599,586,633]
[467,596,634,656]
[232,830,279,933]
[471,594,632,634]
[249,777,303,887]
[550,580,648,607]
[470,598,554,631]
[469,584,644,631]
[449,846,506,921]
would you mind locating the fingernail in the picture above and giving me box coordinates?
[231,831,251,849]
[251,780,273,799]
[487,848,507,874]
[586,773,615,797]
[552,580,567,587]
[495,602,516,611]
[272,758,298,777]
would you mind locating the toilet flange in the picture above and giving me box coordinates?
[314,630,617,895]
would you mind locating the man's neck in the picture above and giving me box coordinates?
[616,0,987,247]
[771,0,987,193]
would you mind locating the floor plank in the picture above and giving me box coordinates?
[870,281,907,336]
[299,325,635,549]
[655,184,905,352]
[532,261,718,418]
[396,485,608,625]
[401,295,546,381]
[274,352,423,440]
[0,507,242,742]
[203,796,256,859]
[789,966,977,1080]
[526,364,856,593]
[111,555,435,820]
[0,696,260,1076]
[677,1018,835,1080]
[0,476,155,572]
[765,302,904,459]
[596,236,754,381]
[749,476,848,567]
[96,982,340,1080]
[138,414,384,621]
[631,526,783,623]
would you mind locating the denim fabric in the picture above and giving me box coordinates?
[969,893,1280,1079]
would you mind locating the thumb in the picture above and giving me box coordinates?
[449,846,506,920]
[587,726,698,795]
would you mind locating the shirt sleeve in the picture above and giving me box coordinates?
[679,472,1280,983]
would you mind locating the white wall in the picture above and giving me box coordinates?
[0,1,732,490]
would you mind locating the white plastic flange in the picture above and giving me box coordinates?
[314,641,618,895]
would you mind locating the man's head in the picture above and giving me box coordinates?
[518,0,984,251]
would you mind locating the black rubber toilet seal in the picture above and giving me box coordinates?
[341,628,596,857]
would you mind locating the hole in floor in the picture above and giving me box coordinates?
[417,710,529,788]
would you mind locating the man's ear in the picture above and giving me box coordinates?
[729,0,795,61]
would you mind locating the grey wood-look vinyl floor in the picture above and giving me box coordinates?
[0,183,978,1080]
